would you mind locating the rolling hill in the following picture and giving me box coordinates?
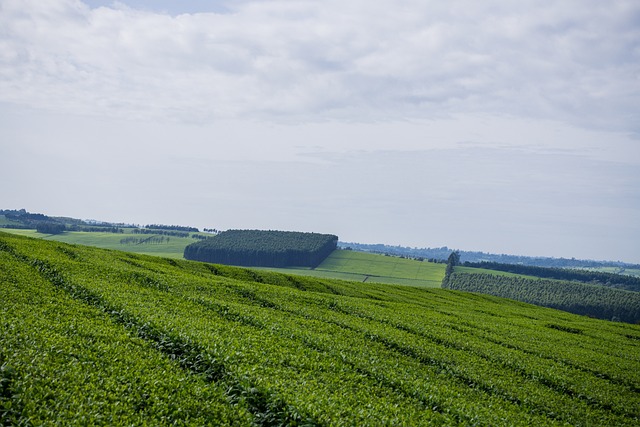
[1,231,639,425]
[2,210,638,323]
[0,219,445,287]
[0,227,203,259]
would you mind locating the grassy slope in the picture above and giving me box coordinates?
[1,228,445,287]
[316,250,445,287]
[1,231,639,425]
[260,250,445,288]
[0,228,197,259]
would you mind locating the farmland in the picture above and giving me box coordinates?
[315,250,445,287]
[255,250,445,287]
[1,231,639,425]
[445,271,640,323]
[455,265,540,279]
[0,227,444,287]
[0,228,199,259]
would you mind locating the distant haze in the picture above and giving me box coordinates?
[1,1,639,263]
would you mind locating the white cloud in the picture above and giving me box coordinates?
[1,103,639,262]
[0,0,638,131]
[1,0,639,262]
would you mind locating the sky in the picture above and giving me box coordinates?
[1,0,639,263]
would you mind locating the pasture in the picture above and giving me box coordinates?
[0,228,445,286]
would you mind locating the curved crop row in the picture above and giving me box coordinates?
[0,250,251,426]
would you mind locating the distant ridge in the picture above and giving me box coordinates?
[2,208,636,270]
[339,241,640,270]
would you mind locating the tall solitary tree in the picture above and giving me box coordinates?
[442,250,460,286]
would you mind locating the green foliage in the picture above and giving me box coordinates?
[463,261,640,291]
[0,228,196,259]
[341,241,640,270]
[442,250,460,286]
[184,230,338,267]
[1,231,640,425]
[0,245,252,425]
[132,228,190,237]
[0,215,22,227]
[445,272,640,323]
[34,221,66,234]
[120,236,172,245]
[144,224,199,232]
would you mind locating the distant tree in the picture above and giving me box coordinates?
[443,272,640,324]
[442,251,461,286]
[145,224,199,233]
[184,230,338,268]
[461,261,640,292]
[447,251,460,267]
[36,222,66,234]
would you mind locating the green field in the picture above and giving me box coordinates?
[316,250,445,287]
[0,228,199,259]
[1,228,445,287]
[1,231,639,425]
[257,250,445,287]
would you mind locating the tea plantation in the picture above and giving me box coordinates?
[1,231,639,426]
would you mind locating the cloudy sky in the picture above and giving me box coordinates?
[1,0,639,263]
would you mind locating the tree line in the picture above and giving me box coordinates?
[463,261,640,292]
[443,272,640,323]
[184,230,338,268]
[132,229,190,238]
[120,236,171,245]
[68,225,123,233]
[2,210,51,222]
[145,224,199,233]
[35,222,66,235]
[339,241,640,270]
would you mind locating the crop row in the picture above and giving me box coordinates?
[3,238,446,425]
[445,271,640,322]
[193,281,638,425]
[0,250,252,426]
[137,250,640,390]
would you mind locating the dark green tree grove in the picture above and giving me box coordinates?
[462,261,640,292]
[184,230,338,268]
[444,272,640,323]
[35,222,66,234]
